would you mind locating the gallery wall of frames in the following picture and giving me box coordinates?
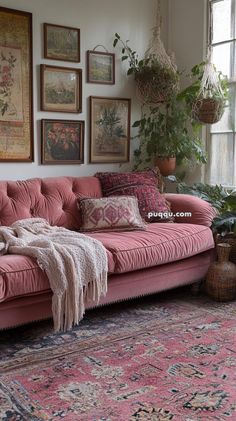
[0,5,135,169]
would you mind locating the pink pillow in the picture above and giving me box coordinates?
[79,196,146,232]
[95,170,171,222]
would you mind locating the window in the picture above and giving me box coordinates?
[206,0,236,187]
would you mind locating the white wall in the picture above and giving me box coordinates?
[168,0,207,85]
[0,0,158,180]
[168,0,207,184]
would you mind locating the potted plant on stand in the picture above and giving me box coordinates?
[133,98,207,176]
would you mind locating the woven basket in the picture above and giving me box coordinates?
[215,233,236,265]
[206,243,236,301]
[135,68,179,105]
[192,98,224,124]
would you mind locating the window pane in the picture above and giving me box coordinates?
[209,133,234,185]
[212,43,232,78]
[212,0,232,43]
[211,86,235,133]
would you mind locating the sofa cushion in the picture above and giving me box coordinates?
[0,250,115,303]
[0,176,102,229]
[88,223,215,273]
[95,170,171,222]
[79,196,146,232]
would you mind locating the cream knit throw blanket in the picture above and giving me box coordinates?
[0,218,108,332]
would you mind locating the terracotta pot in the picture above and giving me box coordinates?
[154,156,176,176]
[206,243,236,301]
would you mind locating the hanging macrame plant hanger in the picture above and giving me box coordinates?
[192,1,225,124]
[192,48,225,124]
[135,0,179,105]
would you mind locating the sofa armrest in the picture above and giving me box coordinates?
[164,193,217,227]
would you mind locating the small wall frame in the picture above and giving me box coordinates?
[44,23,80,62]
[41,119,84,164]
[87,50,115,84]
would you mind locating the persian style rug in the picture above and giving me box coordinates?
[1,288,236,420]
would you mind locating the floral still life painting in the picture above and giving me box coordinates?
[0,7,33,162]
[41,119,84,164]
[90,96,130,163]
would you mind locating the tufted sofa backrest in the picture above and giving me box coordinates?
[0,176,102,229]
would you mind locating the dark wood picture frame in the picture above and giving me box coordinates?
[87,50,115,84]
[41,64,82,113]
[0,6,33,162]
[90,96,131,163]
[41,119,84,165]
[44,23,80,62]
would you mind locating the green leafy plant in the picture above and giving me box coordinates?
[178,62,228,108]
[113,33,179,103]
[176,181,229,211]
[132,98,207,170]
[174,179,236,236]
[211,194,236,236]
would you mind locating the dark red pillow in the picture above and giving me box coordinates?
[95,170,172,222]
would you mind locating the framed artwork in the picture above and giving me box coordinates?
[41,119,84,164]
[44,23,80,62]
[0,7,33,162]
[41,64,82,113]
[87,50,115,84]
[90,96,131,163]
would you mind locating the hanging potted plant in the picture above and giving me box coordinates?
[113,6,179,105]
[133,98,207,175]
[179,61,228,125]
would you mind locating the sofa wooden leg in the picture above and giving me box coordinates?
[191,280,203,296]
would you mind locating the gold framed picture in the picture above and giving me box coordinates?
[0,7,33,162]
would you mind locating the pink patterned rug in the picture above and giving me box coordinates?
[1,288,236,420]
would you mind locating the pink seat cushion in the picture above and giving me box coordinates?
[0,250,115,303]
[89,223,215,273]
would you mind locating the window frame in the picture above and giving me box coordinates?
[205,0,236,188]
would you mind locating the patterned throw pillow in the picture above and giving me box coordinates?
[95,170,171,222]
[79,196,147,232]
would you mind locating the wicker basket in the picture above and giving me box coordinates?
[192,97,224,124]
[215,233,236,265]
[206,243,236,301]
[135,68,179,105]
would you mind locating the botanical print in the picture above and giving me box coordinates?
[88,52,113,83]
[0,8,33,161]
[0,46,23,122]
[45,25,79,61]
[90,97,130,163]
[42,120,84,164]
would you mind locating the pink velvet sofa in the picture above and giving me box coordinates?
[0,176,216,329]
